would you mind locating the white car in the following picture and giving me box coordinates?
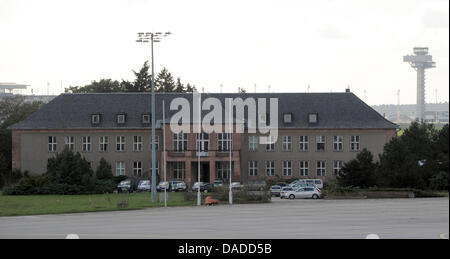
[290,179,323,189]
[286,187,322,199]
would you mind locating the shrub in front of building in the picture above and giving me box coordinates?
[2,150,118,195]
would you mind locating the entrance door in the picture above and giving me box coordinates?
[192,162,210,183]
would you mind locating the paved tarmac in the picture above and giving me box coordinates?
[0,197,448,239]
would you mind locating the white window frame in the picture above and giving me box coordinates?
[300,161,309,176]
[249,160,258,176]
[134,136,143,152]
[266,161,275,176]
[173,133,188,152]
[334,160,343,175]
[196,133,210,152]
[150,135,159,151]
[117,114,126,124]
[333,136,343,151]
[249,136,258,151]
[133,161,143,177]
[65,136,74,151]
[82,136,91,152]
[216,162,231,180]
[116,161,125,176]
[142,114,151,124]
[173,162,185,180]
[299,136,309,151]
[316,135,325,151]
[282,136,292,151]
[48,136,57,152]
[283,113,292,123]
[351,135,360,151]
[316,161,326,177]
[99,136,108,152]
[266,135,275,151]
[91,114,100,124]
[116,136,125,151]
[283,161,292,176]
[218,133,232,152]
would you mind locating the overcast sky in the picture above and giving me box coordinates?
[0,0,448,105]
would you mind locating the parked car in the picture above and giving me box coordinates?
[286,187,322,199]
[270,185,282,197]
[280,186,294,199]
[169,180,187,192]
[213,180,224,188]
[156,181,170,192]
[137,180,151,192]
[289,179,324,189]
[117,179,138,193]
[231,182,243,190]
[192,182,214,193]
[276,182,289,187]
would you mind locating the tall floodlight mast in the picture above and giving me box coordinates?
[403,47,436,121]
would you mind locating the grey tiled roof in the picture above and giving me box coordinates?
[8,92,398,130]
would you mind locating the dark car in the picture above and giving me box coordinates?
[117,178,139,193]
[276,182,289,187]
[192,182,214,193]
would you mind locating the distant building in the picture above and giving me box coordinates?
[372,103,449,124]
[9,92,397,184]
[0,82,56,103]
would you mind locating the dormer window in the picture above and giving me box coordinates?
[283,113,293,124]
[142,114,151,124]
[117,114,126,124]
[308,113,318,124]
[91,114,101,125]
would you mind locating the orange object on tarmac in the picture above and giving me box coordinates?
[205,196,219,206]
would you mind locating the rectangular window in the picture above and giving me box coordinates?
[173,133,188,152]
[351,136,360,151]
[299,136,309,151]
[65,136,74,151]
[117,114,126,124]
[48,136,57,152]
[116,161,125,176]
[283,161,292,176]
[283,113,292,123]
[142,114,151,124]
[218,133,232,152]
[99,136,108,152]
[266,161,275,176]
[133,161,143,177]
[249,136,258,151]
[150,135,159,151]
[333,136,343,151]
[334,161,343,175]
[300,161,309,176]
[308,113,318,123]
[316,161,326,177]
[173,162,185,180]
[82,136,91,152]
[196,133,209,152]
[249,161,258,176]
[116,136,125,151]
[316,136,325,151]
[216,162,232,180]
[282,136,292,151]
[91,114,100,124]
[134,136,143,151]
[266,135,275,151]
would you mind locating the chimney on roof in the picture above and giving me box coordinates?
[345,87,351,93]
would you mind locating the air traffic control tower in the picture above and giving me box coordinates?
[403,47,436,121]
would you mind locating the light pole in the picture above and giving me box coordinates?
[137,31,172,203]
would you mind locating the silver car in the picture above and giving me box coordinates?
[286,187,322,199]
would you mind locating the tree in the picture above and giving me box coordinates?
[125,61,152,92]
[377,121,444,189]
[96,158,113,180]
[0,96,43,171]
[156,67,176,92]
[65,79,123,93]
[337,148,377,188]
